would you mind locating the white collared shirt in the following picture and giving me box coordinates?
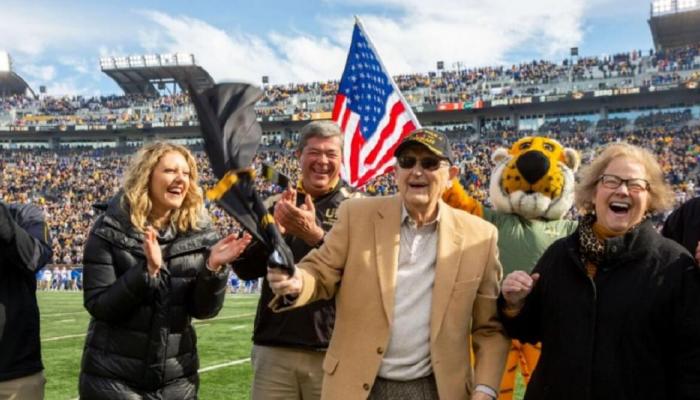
[378,204,440,380]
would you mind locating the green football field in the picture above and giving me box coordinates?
[39,291,259,400]
[39,291,525,400]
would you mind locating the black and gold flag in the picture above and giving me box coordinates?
[189,83,294,275]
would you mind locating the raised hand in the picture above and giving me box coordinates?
[274,192,324,246]
[273,186,296,235]
[207,232,253,272]
[501,271,540,311]
[143,227,162,278]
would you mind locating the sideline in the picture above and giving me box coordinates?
[199,358,251,373]
[43,313,254,341]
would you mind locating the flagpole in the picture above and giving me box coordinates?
[352,16,421,128]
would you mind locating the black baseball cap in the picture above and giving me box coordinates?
[394,128,452,163]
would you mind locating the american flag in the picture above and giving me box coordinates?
[332,19,420,188]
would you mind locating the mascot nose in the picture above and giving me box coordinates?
[516,151,550,184]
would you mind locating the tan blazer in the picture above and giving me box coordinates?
[272,195,509,400]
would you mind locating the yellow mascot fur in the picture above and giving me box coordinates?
[443,136,580,400]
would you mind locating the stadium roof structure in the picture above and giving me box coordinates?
[0,71,34,97]
[100,53,215,96]
[649,1,700,50]
[0,51,34,97]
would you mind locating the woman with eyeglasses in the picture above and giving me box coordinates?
[497,142,700,400]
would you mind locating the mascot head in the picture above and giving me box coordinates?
[489,136,580,220]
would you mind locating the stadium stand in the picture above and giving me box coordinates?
[2,109,698,271]
[3,3,700,273]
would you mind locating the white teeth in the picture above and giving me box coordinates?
[610,202,629,209]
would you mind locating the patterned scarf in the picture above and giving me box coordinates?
[578,213,606,267]
[578,211,649,269]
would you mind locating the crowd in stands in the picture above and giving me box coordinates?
[2,43,700,129]
[538,119,593,135]
[596,117,630,132]
[3,109,699,277]
[634,108,693,127]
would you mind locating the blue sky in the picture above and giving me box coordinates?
[0,0,653,96]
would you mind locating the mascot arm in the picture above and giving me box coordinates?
[442,178,484,218]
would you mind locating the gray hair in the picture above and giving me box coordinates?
[575,142,675,214]
[296,121,343,153]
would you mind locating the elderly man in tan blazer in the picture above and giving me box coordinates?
[268,128,509,400]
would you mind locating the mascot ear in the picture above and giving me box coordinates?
[564,148,581,172]
[491,148,509,165]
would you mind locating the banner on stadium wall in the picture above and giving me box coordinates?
[435,99,486,111]
[292,112,312,121]
[648,84,676,92]
[593,87,640,97]
[265,115,292,122]
[290,112,331,121]
[437,102,462,111]
[510,96,532,105]
[310,111,332,120]
[540,94,567,102]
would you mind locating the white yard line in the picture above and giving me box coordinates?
[42,311,85,317]
[42,333,86,342]
[199,358,250,373]
[231,325,248,330]
[45,315,253,340]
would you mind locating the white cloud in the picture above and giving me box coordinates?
[58,57,92,75]
[44,80,91,97]
[0,0,640,95]
[351,0,587,72]
[140,0,588,87]
[21,64,56,81]
[0,3,131,57]
[139,11,294,85]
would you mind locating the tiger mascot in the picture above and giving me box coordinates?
[443,136,580,400]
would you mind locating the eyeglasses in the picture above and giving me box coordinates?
[597,174,650,192]
[397,156,447,171]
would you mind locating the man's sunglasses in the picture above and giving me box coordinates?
[397,156,447,171]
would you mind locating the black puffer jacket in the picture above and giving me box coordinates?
[498,221,700,400]
[0,202,52,382]
[79,195,227,399]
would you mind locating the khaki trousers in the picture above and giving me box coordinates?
[251,344,325,400]
[0,371,45,400]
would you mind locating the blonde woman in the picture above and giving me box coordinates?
[79,142,251,399]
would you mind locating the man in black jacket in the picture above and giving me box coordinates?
[233,121,355,400]
[662,196,700,262]
[0,200,52,399]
